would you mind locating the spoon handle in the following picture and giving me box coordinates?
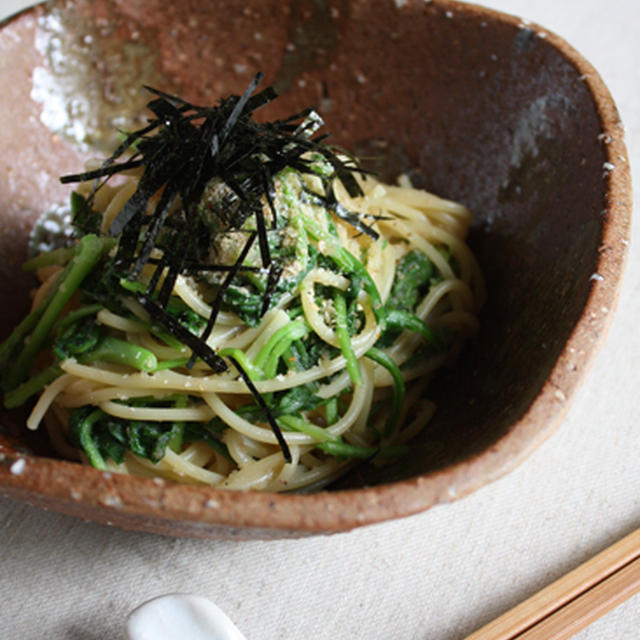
[127,593,248,640]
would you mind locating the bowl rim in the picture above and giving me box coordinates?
[0,0,632,537]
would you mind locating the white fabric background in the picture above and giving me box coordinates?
[1,0,638,638]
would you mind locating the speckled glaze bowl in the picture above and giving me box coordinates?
[0,0,631,539]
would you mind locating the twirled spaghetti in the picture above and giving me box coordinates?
[1,78,484,492]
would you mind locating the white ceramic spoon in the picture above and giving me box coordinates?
[126,594,247,640]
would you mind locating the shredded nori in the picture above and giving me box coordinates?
[302,184,380,240]
[59,73,375,463]
[185,231,258,369]
[136,293,227,373]
[261,261,285,317]
[226,354,291,462]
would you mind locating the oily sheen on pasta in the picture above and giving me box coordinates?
[1,78,484,492]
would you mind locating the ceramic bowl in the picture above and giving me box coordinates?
[0,0,631,539]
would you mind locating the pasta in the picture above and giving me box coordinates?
[1,77,484,492]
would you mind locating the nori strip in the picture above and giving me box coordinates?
[259,165,278,229]
[303,185,379,240]
[226,354,291,462]
[261,261,284,317]
[145,256,261,274]
[252,196,271,269]
[136,294,227,374]
[215,72,264,152]
[142,84,203,109]
[60,159,145,184]
[146,254,167,296]
[179,262,261,273]
[157,229,189,308]
[130,183,179,279]
[186,231,258,369]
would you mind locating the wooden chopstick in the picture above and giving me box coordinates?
[464,527,640,640]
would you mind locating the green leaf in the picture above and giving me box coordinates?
[127,421,177,463]
[386,249,433,313]
[53,317,100,360]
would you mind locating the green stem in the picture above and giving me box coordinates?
[154,357,191,371]
[384,309,441,348]
[243,270,266,293]
[262,323,309,379]
[218,348,262,380]
[76,408,108,470]
[22,246,76,273]
[55,304,102,334]
[317,440,409,460]
[79,336,158,372]
[316,440,377,459]
[118,278,147,295]
[281,170,310,271]
[254,321,308,373]
[4,364,62,409]
[277,414,334,442]
[325,210,339,237]
[282,345,298,372]
[335,247,384,325]
[150,327,187,350]
[0,307,45,375]
[291,338,312,370]
[365,347,405,437]
[6,234,113,390]
[334,291,361,386]
[325,397,338,426]
[0,262,78,375]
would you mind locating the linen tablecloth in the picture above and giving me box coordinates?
[1,0,638,637]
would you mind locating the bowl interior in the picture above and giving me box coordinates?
[0,0,629,534]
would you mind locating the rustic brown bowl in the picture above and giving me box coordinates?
[0,0,631,539]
